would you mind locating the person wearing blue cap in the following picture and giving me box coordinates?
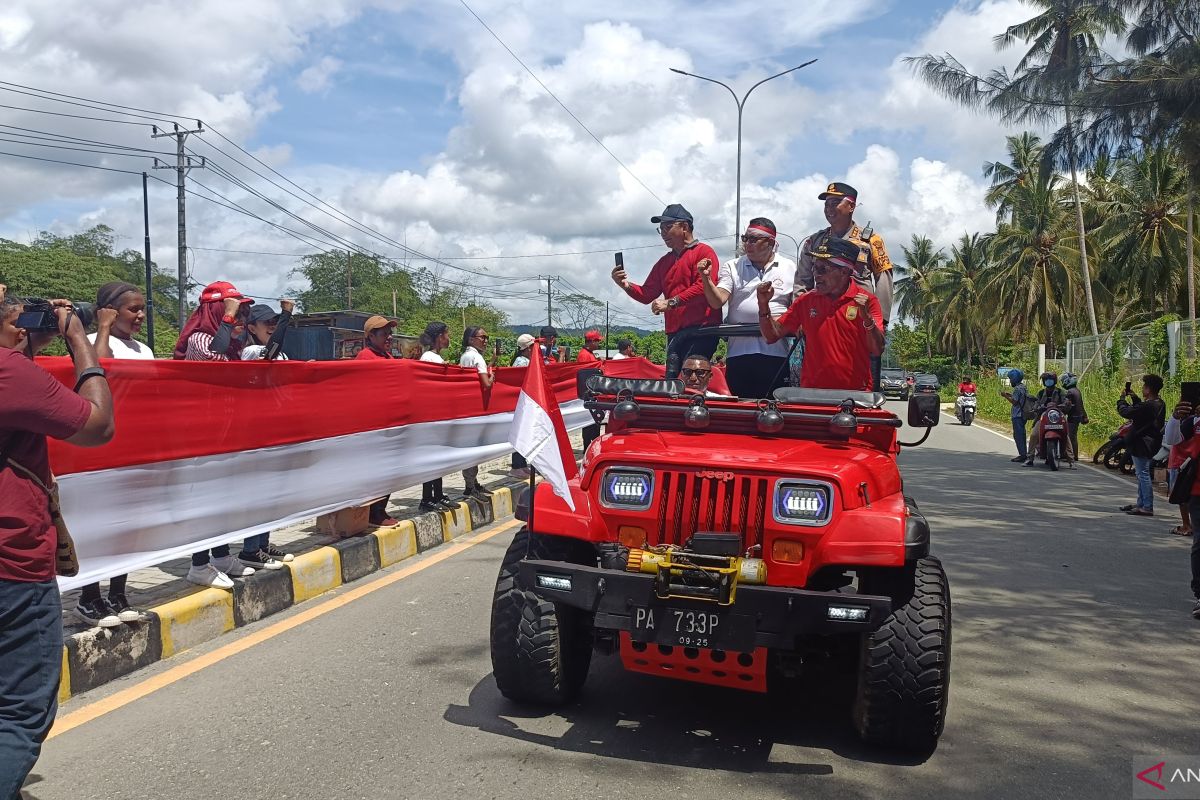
[1000,368,1030,462]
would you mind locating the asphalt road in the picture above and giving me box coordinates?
[26,404,1200,800]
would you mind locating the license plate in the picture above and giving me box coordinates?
[630,605,754,649]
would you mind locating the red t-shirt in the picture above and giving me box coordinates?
[777,284,883,392]
[959,382,976,394]
[626,242,721,333]
[0,349,91,582]
[355,346,392,360]
[576,348,599,364]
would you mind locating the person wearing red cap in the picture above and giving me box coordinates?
[173,280,253,362]
[795,183,894,390]
[576,331,604,449]
[612,204,721,379]
[759,238,884,392]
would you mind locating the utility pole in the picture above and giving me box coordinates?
[152,122,205,326]
[545,276,553,327]
[141,172,155,349]
[605,301,610,356]
[346,250,353,309]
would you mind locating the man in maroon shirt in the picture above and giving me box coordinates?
[611,204,720,379]
[0,286,114,797]
[757,239,885,392]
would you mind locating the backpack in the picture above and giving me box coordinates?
[1170,455,1197,504]
[1018,386,1038,419]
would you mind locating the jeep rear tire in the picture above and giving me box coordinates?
[490,528,594,705]
[853,556,951,751]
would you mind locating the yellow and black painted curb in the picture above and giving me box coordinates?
[58,487,516,701]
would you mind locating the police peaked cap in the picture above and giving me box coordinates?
[817,182,858,201]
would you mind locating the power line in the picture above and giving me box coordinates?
[0,101,155,127]
[456,0,665,206]
[0,148,145,175]
[0,135,165,160]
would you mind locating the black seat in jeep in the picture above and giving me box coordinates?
[585,376,684,398]
[772,387,886,408]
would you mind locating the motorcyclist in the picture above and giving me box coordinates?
[957,375,976,395]
[1061,373,1088,463]
[1025,371,1074,466]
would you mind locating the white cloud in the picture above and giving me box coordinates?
[296,56,343,94]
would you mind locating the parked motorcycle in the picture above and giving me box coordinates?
[1037,402,1068,470]
[954,392,977,426]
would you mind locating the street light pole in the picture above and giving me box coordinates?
[669,60,817,238]
[775,231,803,267]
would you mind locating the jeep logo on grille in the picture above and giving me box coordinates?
[696,470,735,481]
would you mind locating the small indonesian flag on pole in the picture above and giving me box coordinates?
[509,341,578,511]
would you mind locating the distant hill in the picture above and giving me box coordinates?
[507,323,656,337]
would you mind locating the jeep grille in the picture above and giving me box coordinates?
[655,471,769,551]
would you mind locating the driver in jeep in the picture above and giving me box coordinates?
[757,238,884,392]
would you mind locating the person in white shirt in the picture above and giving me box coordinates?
[612,339,634,360]
[511,333,535,368]
[698,217,796,399]
[240,300,294,362]
[417,322,457,512]
[75,282,152,629]
[460,326,495,500]
[88,281,154,361]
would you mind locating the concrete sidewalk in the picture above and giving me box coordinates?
[54,441,566,703]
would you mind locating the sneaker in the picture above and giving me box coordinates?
[263,544,294,563]
[76,597,121,628]
[211,554,256,578]
[186,563,234,590]
[472,484,495,496]
[418,500,441,513]
[1192,599,1200,620]
[107,593,149,623]
[1010,456,1027,462]
[508,467,532,479]
[371,516,400,528]
[1024,459,1036,467]
[436,496,460,511]
[238,550,283,570]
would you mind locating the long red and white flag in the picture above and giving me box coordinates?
[509,345,578,511]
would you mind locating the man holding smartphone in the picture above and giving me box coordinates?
[0,285,115,797]
[611,204,721,379]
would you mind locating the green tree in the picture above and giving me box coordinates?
[894,234,946,358]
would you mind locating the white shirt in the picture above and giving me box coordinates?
[512,355,531,367]
[459,345,488,374]
[241,344,289,361]
[420,350,445,364]
[717,253,796,358]
[88,331,154,360]
[612,353,627,360]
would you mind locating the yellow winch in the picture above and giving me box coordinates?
[626,545,766,605]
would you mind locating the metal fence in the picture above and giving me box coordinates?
[1065,323,1173,377]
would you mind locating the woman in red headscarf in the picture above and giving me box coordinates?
[172,281,252,361]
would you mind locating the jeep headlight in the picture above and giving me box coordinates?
[773,481,832,526]
[600,468,654,510]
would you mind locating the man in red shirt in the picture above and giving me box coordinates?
[355,315,397,360]
[757,239,884,392]
[0,287,114,797]
[611,204,721,379]
[577,330,602,363]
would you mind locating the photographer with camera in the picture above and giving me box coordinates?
[0,284,115,799]
[1118,374,1166,517]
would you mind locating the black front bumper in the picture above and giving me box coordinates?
[517,560,893,651]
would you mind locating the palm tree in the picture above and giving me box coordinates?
[895,235,946,358]
[1099,146,1189,315]
[907,0,1126,338]
[980,165,1080,349]
[983,133,1047,225]
[931,233,991,364]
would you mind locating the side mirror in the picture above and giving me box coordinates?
[908,393,940,427]
[577,368,603,400]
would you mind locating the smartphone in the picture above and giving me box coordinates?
[1125,380,1132,394]
[614,252,623,269]
[1182,382,1200,407]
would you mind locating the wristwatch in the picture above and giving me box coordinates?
[667,297,680,309]
[74,366,107,392]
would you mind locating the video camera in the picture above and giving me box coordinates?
[15,298,96,333]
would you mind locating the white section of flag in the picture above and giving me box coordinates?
[509,391,576,511]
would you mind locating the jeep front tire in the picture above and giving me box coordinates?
[490,528,594,705]
[853,556,951,751]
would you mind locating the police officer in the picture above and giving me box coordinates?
[794,182,894,390]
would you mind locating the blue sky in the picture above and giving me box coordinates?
[0,0,1036,326]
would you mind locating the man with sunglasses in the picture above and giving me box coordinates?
[611,204,720,379]
[794,183,894,389]
[759,238,884,392]
[698,217,796,398]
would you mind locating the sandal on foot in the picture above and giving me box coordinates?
[1170,526,1193,536]
[1127,508,1154,517]
[1119,504,1137,512]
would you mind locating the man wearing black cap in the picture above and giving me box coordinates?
[612,203,720,379]
[795,182,894,389]
[759,238,884,392]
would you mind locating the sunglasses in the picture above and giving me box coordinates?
[812,262,850,276]
[658,222,683,233]
[474,333,489,340]
[680,368,711,378]
[741,234,773,244]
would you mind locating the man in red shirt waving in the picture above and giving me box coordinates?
[757,238,884,392]
[611,204,720,379]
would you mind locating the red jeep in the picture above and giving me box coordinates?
[489,349,950,752]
